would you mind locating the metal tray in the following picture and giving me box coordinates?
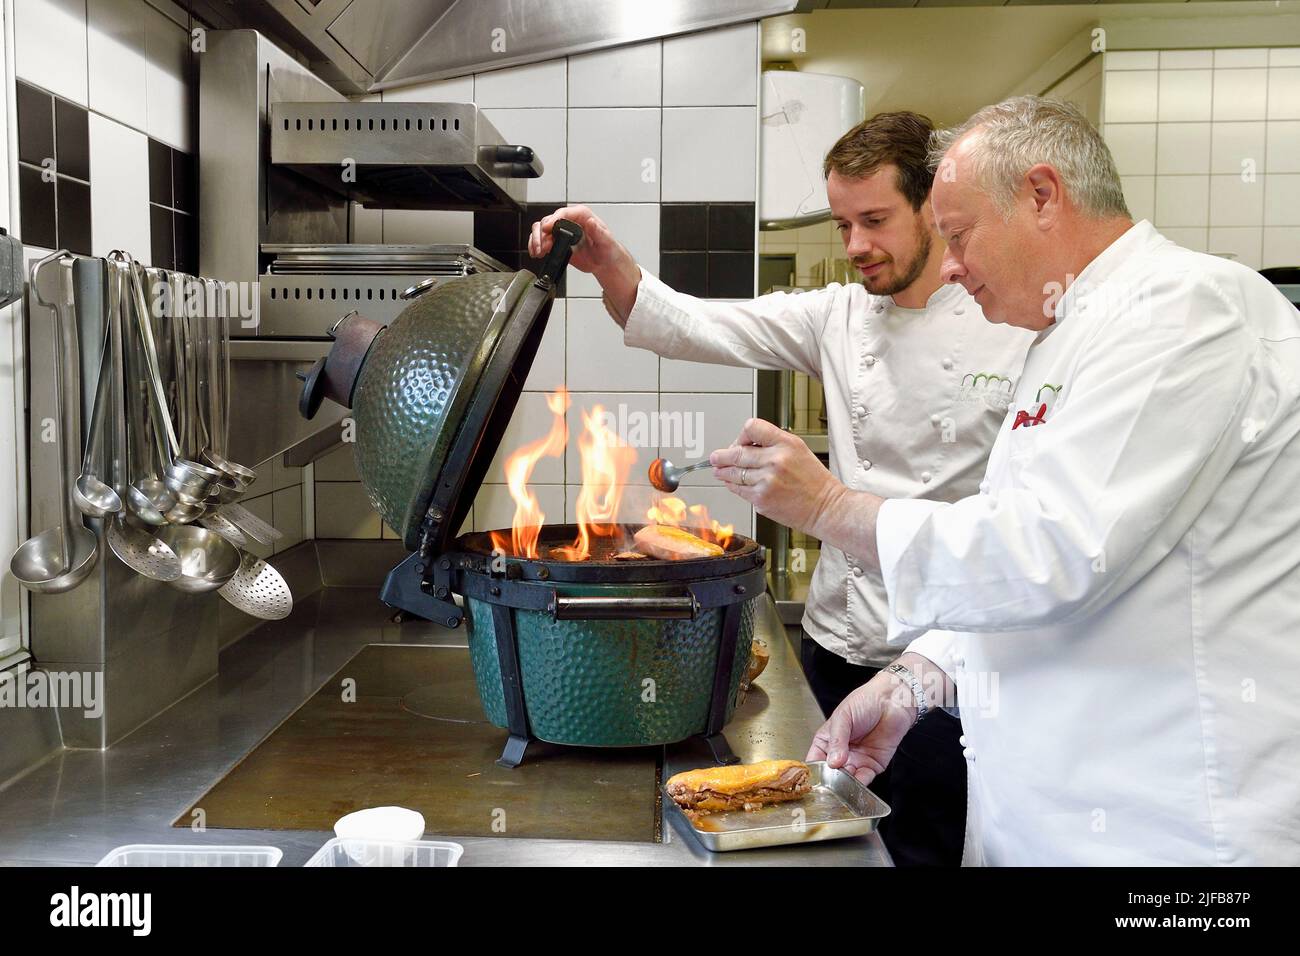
[663,761,890,852]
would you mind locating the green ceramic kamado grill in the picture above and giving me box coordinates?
[298,221,764,767]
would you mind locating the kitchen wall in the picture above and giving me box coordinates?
[1101,46,1300,268]
[314,23,762,544]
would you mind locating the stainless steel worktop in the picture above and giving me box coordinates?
[0,588,890,867]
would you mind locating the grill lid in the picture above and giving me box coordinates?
[299,220,584,553]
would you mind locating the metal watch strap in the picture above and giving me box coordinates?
[885,662,929,724]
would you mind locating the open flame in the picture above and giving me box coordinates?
[491,388,734,561]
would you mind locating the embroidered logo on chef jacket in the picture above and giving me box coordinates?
[1012,383,1061,429]
[956,371,1016,410]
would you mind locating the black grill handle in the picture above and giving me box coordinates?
[550,594,698,621]
[538,219,584,285]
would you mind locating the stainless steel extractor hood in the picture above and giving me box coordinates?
[189,0,810,95]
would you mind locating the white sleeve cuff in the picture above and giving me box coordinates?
[902,630,959,684]
[622,271,683,354]
[876,496,948,646]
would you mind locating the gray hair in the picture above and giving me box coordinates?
[928,95,1130,220]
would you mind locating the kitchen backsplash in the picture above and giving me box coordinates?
[317,23,762,544]
[1102,47,1300,269]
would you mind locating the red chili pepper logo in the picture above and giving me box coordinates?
[1012,402,1047,429]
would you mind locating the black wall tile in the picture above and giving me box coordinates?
[473,209,519,255]
[660,251,708,297]
[520,203,563,249]
[149,139,172,208]
[175,213,196,274]
[708,203,755,252]
[56,177,92,255]
[150,203,175,270]
[172,150,195,213]
[708,252,754,298]
[661,204,707,251]
[54,99,90,182]
[19,165,56,249]
[16,82,53,168]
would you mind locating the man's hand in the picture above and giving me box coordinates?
[806,670,918,786]
[710,418,845,538]
[528,205,641,322]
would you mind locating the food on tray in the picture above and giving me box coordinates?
[746,639,769,684]
[633,525,724,560]
[613,550,649,561]
[666,759,811,817]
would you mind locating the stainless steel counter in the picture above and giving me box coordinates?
[0,588,890,867]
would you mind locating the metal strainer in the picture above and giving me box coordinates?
[218,551,294,620]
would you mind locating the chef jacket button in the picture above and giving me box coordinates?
[865,355,876,366]
[942,358,953,370]
[954,307,965,316]
[930,414,941,425]
[963,748,976,762]
[921,471,932,483]
[953,656,965,669]
[959,735,968,747]
[858,405,868,416]
[979,481,990,494]
[861,459,872,470]
[852,566,863,576]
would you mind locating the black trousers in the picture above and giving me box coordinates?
[800,634,966,866]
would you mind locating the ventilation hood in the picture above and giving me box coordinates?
[190,0,811,95]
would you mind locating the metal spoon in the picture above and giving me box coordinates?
[72,274,123,518]
[11,251,99,593]
[198,278,255,488]
[648,457,712,493]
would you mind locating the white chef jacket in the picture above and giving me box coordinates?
[879,221,1300,865]
[623,271,1033,666]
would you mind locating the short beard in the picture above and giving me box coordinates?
[861,219,933,298]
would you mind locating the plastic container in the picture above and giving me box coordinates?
[303,838,463,868]
[95,845,283,867]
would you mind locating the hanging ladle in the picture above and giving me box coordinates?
[11,251,100,593]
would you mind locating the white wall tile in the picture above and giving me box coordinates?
[1158,70,1212,123]
[1156,123,1211,175]
[1209,174,1265,227]
[662,23,757,107]
[660,357,755,393]
[88,114,150,257]
[568,41,661,107]
[1159,227,1208,252]
[566,298,658,392]
[15,0,89,105]
[88,0,148,131]
[484,392,567,485]
[1271,49,1300,68]
[474,483,563,533]
[1266,121,1300,173]
[1105,51,1159,72]
[1212,68,1268,122]
[657,392,752,486]
[481,108,566,202]
[272,486,303,554]
[381,76,474,103]
[565,204,659,297]
[1121,175,1155,222]
[1264,174,1300,226]
[1104,124,1156,176]
[352,202,383,243]
[1268,68,1300,120]
[661,107,756,202]
[567,108,660,202]
[1262,226,1300,267]
[143,2,191,150]
[1160,50,1213,70]
[1207,227,1263,269]
[524,299,564,392]
[1211,122,1266,175]
[564,391,659,485]
[1155,175,1209,227]
[1103,71,1158,123]
[314,444,359,481]
[1215,49,1268,70]
[382,209,474,244]
[474,59,566,109]
[315,481,381,538]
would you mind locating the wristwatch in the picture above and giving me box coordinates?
[885,662,929,724]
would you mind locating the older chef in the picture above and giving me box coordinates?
[728,94,1300,865]
[530,112,1032,865]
